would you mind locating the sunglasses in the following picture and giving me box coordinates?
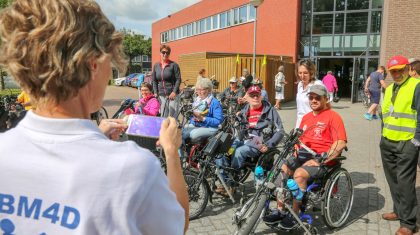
[249,93,261,98]
[161,51,170,55]
[308,95,321,101]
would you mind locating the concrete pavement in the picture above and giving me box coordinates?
[103,85,420,235]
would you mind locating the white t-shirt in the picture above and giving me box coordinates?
[295,79,325,128]
[0,111,184,235]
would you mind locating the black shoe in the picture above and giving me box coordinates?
[279,213,298,229]
[263,209,286,224]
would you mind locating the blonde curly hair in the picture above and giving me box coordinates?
[0,0,127,104]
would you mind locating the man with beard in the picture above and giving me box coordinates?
[264,84,347,223]
[380,55,420,235]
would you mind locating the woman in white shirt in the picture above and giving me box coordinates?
[295,59,324,128]
[274,65,288,109]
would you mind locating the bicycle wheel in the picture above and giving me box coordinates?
[184,170,210,220]
[95,106,109,125]
[234,194,267,235]
[321,168,354,229]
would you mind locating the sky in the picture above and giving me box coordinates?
[96,0,200,37]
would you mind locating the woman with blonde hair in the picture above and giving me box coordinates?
[295,59,325,128]
[0,0,188,234]
[274,65,288,109]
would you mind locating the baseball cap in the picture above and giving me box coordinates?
[229,77,238,83]
[387,55,409,71]
[247,85,261,94]
[308,85,328,97]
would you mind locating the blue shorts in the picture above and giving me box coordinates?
[369,89,380,104]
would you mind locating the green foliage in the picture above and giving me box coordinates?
[0,0,13,8]
[121,28,151,75]
[0,88,20,96]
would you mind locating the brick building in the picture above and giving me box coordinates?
[152,0,419,101]
[380,0,420,80]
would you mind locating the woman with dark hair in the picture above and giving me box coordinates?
[295,59,325,128]
[152,45,182,117]
[136,82,160,116]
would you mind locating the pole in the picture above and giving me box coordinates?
[252,6,258,78]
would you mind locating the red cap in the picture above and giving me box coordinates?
[247,85,261,94]
[387,55,409,71]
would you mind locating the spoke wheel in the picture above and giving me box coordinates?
[184,170,210,220]
[322,169,354,228]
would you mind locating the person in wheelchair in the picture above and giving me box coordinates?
[216,85,284,196]
[122,82,160,116]
[218,77,243,105]
[265,84,347,223]
[182,78,224,144]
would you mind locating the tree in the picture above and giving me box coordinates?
[121,29,151,75]
[0,0,13,90]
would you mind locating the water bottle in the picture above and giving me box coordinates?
[254,166,264,188]
[287,179,304,201]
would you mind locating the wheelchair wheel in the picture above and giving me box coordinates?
[321,168,354,229]
[184,170,210,220]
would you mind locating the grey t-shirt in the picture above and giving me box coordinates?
[368,71,384,91]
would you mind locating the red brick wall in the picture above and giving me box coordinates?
[380,0,420,70]
[152,0,300,65]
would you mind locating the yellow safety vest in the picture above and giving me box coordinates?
[382,77,420,141]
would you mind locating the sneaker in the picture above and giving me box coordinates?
[372,115,378,120]
[263,209,286,224]
[279,213,298,229]
[364,113,372,120]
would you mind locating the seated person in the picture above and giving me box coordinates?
[182,78,223,143]
[238,79,269,104]
[216,85,284,196]
[124,82,160,116]
[265,85,347,223]
[16,91,32,111]
[218,77,243,105]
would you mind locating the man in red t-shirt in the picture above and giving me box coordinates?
[265,85,347,222]
[285,84,347,190]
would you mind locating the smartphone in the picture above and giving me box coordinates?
[126,114,165,138]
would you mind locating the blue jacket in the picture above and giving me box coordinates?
[190,98,224,128]
[237,100,284,148]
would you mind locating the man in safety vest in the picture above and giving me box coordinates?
[380,55,420,235]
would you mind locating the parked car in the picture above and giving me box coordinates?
[124,73,139,86]
[114,76,126,86]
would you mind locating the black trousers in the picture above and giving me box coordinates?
[380,137,419,230]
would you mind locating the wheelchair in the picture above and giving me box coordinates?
[233,129,354,235]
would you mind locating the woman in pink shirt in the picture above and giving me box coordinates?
[136,82,160,116]
[322,71,338,102]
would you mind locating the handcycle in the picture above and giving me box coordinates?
[184,122,280,220]
[232,128,354,235]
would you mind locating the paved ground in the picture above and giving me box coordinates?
[104,85,420,235]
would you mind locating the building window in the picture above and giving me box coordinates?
[371,11,382,33]
[312,36,333,56]
[199,20,205,33]
[220,12,227,28]
[334,13,344,34]
[313,0,334,12]
[142,55,149,62]
[346,0,369,10]
[346,12,368,33]
[312,14,333,34]
[205,17,211,31]
[249,5,256,20]
[192,22,196,35]
[227,10,232,26]
[233,8,239,25]
[187,24,192,36]
[372,0,383,9]
[302,0,311,13]
[239,5,247,23]
[336,0,345,11]
[212,15,219,30]
[301,13,311,35]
